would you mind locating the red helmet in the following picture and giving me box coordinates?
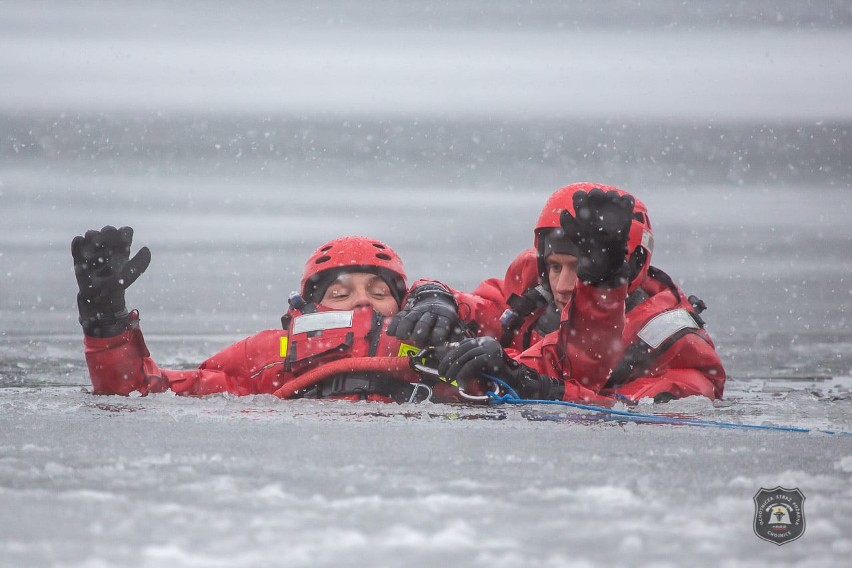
[534,182,654,291]
[301,236,408,306]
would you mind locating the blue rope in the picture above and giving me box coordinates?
[482,375,852,436]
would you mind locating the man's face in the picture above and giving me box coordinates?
[319,272,399,316]
[545,253,579,311]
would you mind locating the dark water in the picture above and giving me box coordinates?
[3,114,850,188]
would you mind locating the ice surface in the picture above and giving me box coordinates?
[0,388,851,568]
[1,1,851,566]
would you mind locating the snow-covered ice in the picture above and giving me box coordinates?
[1,387,851,568]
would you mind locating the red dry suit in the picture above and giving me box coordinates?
[82,305,460,403]
[456,249,552,354]
[454,249,726,403]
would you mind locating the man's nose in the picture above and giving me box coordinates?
[351,288,372,307]
[556,270,576,293]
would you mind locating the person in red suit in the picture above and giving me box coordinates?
[389,183,726,404]
[73,228,459,403]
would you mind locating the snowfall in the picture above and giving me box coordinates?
[1,2,851,567]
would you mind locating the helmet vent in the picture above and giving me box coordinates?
[372,243,386,250]
[315,255,331,264]
[375,253,392,261]
[320,245,333,252]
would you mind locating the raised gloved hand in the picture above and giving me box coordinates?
[559,187,634,286]
[72,225,151,337]
[437,336,563,400]
[386,283,462,346]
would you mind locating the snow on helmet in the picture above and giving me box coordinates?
[534,182,654,292]
[301,236,408,306]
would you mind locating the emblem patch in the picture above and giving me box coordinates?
[753,487,806,545]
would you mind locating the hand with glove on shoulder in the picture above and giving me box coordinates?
[72,225,151,338]
[437,336,564,400]
[386,282,463,346]
[560,187,634,287]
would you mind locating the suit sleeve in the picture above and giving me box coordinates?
[515,281,627,402]
[83,313,263,396]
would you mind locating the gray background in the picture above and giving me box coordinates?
[1,2,851,566]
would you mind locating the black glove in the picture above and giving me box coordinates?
[72,225,151,337]
[386,283,462,346]
[559,187,634,287]
[437,337,564,400]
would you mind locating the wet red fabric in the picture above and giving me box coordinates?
[451,250,726,403]
[83,306,460,402]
